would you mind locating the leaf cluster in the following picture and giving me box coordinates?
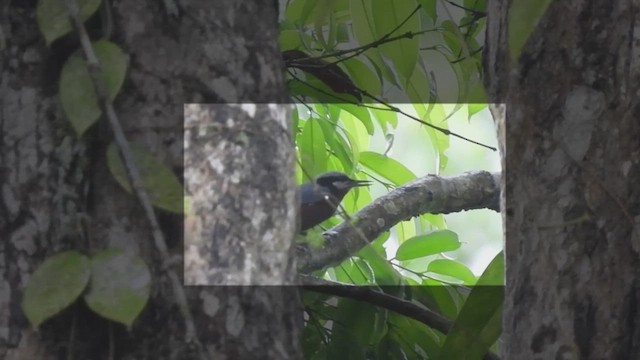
[25,0,182,332]
[282,0,502,358]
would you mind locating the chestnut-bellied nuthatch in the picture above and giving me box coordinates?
[299,171,371,232]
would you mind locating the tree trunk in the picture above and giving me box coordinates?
[485,1,640,358]
[1,1,302,359]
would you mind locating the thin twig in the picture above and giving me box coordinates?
[361,89,497,151]
[300,275,502,360]
[445,0,487,17]
[63,0,202,356]
[287,5,432,67]
[284,3,495,150]
[297,28,436,68]
[287,63,496,151]
[300,274,452,334]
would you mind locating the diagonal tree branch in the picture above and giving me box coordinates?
[298,171,500,273]
[299,274,452,334]
[299,275,502,360]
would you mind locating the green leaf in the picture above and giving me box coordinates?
[370,106,398,130]
[84,249,151,327]
[351,0,400,88]
[370,231,391,251]
[374,335,412,360]
[371,1,420,83]
[359,151,416,186]
[350,0,376,47]
[60,40,128,136]
[341,110,370,155]
[468,103,487,120]
[439,20,483,105]
[313,0,336,49]
[508,0,553,61]
[327,103,342,122]
[366,52,401,88]
[300,227,326,248]
[406,66,431,104]
[335,258,375,284]
[388,313,441,356]
[477,251,504,286]
[334,298,388,346]
[318,119,355,174]
[291,106,300,136]
[441,20,462,56]
[336,22,350,43]
[341,57,382,99]
[457,57,483,104]
[279,29,303,50]
[418,0,437,20]
[416,103,449,172]
[427,259,477,285]
[464,61,489,105]
[106,142,184,213]
[464,0,486,12]
[299,119,328,177]
[396,230,461,261]
[357,246,403,286]
[285,0,318,25]
[326,320,368,358]
[36,0,102,45]
[22,251,91,328]
[395,219,417,245]
[419,279,463,319]
[338,103,373,135]
[421,213,447,230]
[436,253,503,360]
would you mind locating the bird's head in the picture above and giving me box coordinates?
[298,171,371,232]
[314,171,371,201]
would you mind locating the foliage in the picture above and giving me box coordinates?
[22,250,151,329]
[24,0,159,331]
[60,40,128,136]
[107,143,184,214]
[282,0,502,358]
[37,0,102,45]
[38,0,182,215]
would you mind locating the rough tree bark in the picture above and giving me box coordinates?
[183,104,297,286]
[485,0,640,358]
[1,1,301,359]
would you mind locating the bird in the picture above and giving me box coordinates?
[299,171,371,232]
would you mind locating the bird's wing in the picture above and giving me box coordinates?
[300,183,323,207]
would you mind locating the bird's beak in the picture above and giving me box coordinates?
[350,179,372,188]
